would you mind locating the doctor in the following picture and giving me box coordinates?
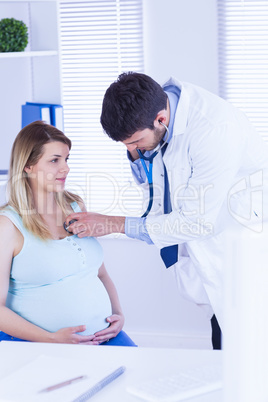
[66,72,268,349]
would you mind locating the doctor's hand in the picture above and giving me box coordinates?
[65,212,126,238]
[93,314,125,344]
[51,325,100,345]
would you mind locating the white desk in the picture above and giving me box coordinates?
[0,342,222,401]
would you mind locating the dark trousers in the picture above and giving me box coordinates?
[211,314,222,350]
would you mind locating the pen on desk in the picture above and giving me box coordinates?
[72,366,126,402]
[39,375,88,393]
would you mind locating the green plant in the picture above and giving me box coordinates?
[0,17,28,52]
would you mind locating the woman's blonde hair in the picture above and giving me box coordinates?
[2,120,82,240]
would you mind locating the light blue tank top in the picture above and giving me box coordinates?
[0,203,112,335]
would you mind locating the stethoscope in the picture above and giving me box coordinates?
[63,220,77,234]
[137,121,170,217]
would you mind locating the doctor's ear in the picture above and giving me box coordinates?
[154,110,168,128]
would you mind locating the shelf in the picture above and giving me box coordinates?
[0,50,58,58]
[0,0,55,2]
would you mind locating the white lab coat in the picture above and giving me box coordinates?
[133,78,268,329]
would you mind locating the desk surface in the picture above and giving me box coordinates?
[0,342,222,401]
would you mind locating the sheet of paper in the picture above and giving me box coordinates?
[0,354,121,401]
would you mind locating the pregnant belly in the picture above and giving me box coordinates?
[7,273,112,335]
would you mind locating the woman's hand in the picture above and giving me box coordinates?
[51,325,99,345]
[93,314,124,343]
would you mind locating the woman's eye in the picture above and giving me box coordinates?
[51,158,58,163]
[66,157,69,162]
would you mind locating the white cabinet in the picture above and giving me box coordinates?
[0,0,61,170]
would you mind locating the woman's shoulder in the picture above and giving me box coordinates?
[0,213,23,258]
[0,206,25,234]
[0,212,20,240]
[0,205,18,219]
[0,212,15,228]
[0,205,20,218]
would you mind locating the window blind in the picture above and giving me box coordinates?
[59,0,144,216]
[218,0,268,142]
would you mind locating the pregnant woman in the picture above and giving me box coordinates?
[0,121,135,346]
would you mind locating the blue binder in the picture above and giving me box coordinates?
[22,102,64,130]
[21,104,51,128]
[49,104,64,131]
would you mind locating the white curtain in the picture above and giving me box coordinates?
[218,0,268,142]
[59,0,144,215]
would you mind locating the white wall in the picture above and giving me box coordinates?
[143,0,219,94]
[99,238,212,349]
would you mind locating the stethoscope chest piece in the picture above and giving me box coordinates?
[63,219,77,234]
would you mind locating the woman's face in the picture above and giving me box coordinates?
[25,141,70,194]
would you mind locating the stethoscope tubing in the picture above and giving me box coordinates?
[138,157,154,217]
[137,122,170,218]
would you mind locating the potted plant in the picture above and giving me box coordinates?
[0,17,28,52]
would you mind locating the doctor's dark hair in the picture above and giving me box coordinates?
[3,121,82,240]
[100,72,168,141]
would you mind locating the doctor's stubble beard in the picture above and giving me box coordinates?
[140,125,166,152]
[152,125,166,150]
